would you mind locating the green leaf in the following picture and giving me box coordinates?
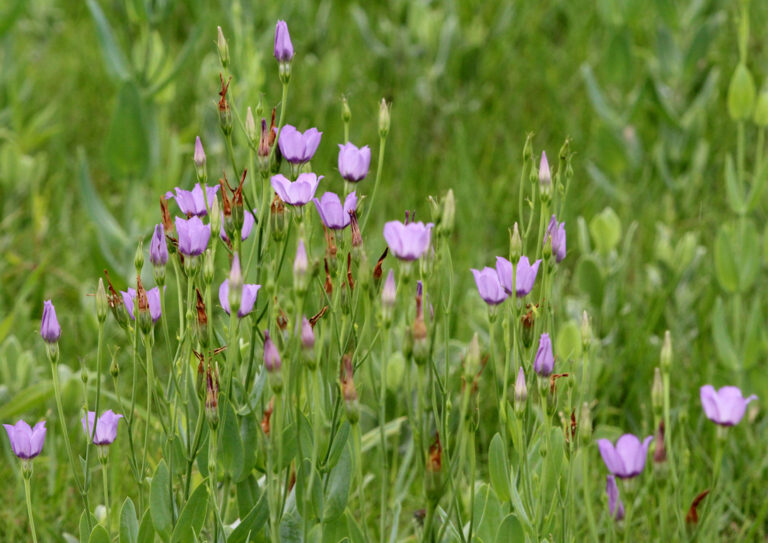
[488,433,511,503]
[575,256,604,308]
[324,443,352,520]
[88,525,110,543]
[137,510,155,543]
[724,155,745,215]
[496,514,525,543]
[85,0,131,82]
[556,320,582,362]
[323,421,350,473]
[472,483,503,543]
[150,460,173,541]
[589,207,622,255]
[219,401,244,480]
[228,491,269,543]
[727,63,756,121]
[171,480,209,543]
[296,458,324,521]
[103,81,150,178]
[119,497,138,543]
[714,220,760,293]
[79,511,94,543]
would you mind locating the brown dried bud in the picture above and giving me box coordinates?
[160,196,173,232]
[653,421,667,464]
[373,248,388,283]
[349,210,363,248]
[324,258,333,295]
[261,397,274,436]
[685,489,710,525]
[346,252,355,291]
[309,306,328,327]
[324,226,337,259]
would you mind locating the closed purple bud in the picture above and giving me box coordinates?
[539,151,551,186]
[82,410,123,446]
[150,224,168,266]
[514,367,527,406]
[534,333,554,376]
[274,20,294,63]
[41,300,62,343]
[383,220,433,261]
[545,215,567,263]
[3,420,46,460]
[271,173,322,206]
[301,316,315,350]
[175,216,211,256]
[277,125,322,165]
[470,267,507,305]
[700,385,758,426]
[293,239,309,292]
[382,269,396,311]
[264,331,281,372]
[338,142,371,182]
[194,137,206,170]
[598,434,653,479]
[606,475,625,520]
[313,191,357,230]
[166,184,219,217]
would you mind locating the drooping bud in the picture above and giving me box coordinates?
[580,311,592,349]
[218,75,233,135]
[134,240,144,274]
[216,26,229,68]
[378,98,390,139]
[660,330,672,374]
[514,367,527,413]
[509,222,522,262]
[245,106,257,143]
[381,269,396,324]
[228,253,243,316]
[293,239,309,294]
[193,136,207,181]
[651,367,663,420]
[96,279,108,323]
[425,433,443,503]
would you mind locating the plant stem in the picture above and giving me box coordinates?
[24,476,38,543]
[361,134,388,232]
[102,459,111,536]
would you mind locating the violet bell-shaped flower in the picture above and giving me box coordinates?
[3,420,46,460]
[471,267,508,305]
[534,332,554,376]
[40,300,61,343]
[383,220,433,261]
[220,209,256,242]
[165,183,219,217]
[278,125,322,164]
[700,385,758,426]
[219,280,261,318]
[496,256,541,298]
[598,434,654,479]
[121,287,162,323]
[545,215,566,262]
[313,191,357,230]
[338,142,371,182]
[271,173,322,206]
[175,216,211,256]
[82,410,123,446]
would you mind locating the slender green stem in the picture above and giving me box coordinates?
[378,324,390,543]
[361,135,388,232]
[581,445,599,542]
[102,459,111,536]
[23,476,38,543]
[141,334,155,481]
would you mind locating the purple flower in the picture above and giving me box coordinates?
[534,333,554,376]
[606,475,625,520]
[383,221,433,261]
[271,173,322,206]
[278,125,322,164]
[545,215,566,262]
[165,184,219,217]
[194,137,206,170]
[471,267,508,305]
[598,434,654,479]
[150,224,168,266]
[82,410,123,446]
[700,385,758,426]
[274,20,294,63]
[3,420,46,460]
[495,256,542,298]
[264,330,281,372]
[40,300,61,343]
[121,287,162,323]
[301,316,314,350]
[313,191,357,230]
[219,280,261,318]
[220,209,256,242]
[175,216,211,256]
[338,143,371,182]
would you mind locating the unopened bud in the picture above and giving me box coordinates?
[81,365,88,384]
[270,196,288,241]
[539,151,552,189]
[210,198,221,236]
[96,278,108,323]
[293,239,309,294]
[134,240,144,273]
[193,136,207,181]
[381,269,396,324]
[578,402,592,443]
[514,367,527,413]
[301,316,315,352]
[580,311,592,349]
[660,330,672,374]
[378,98,390,139]
[245,106,257,142]
[651,367,663,419]
[109,357,119,378]
[203,250,215,285]
[522,132,533,162]
[509,223,522,262]
[217,26,229,69]
[228,253,243,315]
[341,96,352,124]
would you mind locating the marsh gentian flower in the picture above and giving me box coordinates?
[471,267,508,305]
[175,216,211,256]
[219,280,261,318]
[313,191,357,229]
[3,420,46,460]
[40,300,61,343]
[383,221,433,261]
[338,143,371,182]
[166,184,219,217]
[534,333,554,376]
[598,434,654,479]
[150,224,168,267]
[220,209,256,242]
[278,125,322,164]
[121,287,162,323]
[495,256,542,298]
[264,331,281,372]
[82,410,123,446]
[545,215,566,262]
[700,385,758,426]
[271,173,322,206]
[274,20,294,63]
[606,475,625,520]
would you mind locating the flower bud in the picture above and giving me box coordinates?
[378,98,390,139]
[271,196,289,241]
[425,433,443,504]
[578,402,592,443]
[412,282,428,365]
[660,330,672,374]
[381,269,396,324]
[110,356,119,378]
[217,26,229,68]
[509,222,522,262]
[341,96,352,124]
[202,249,214,286]
[728,63,756,121]
[386,352,406,391]
[218,76,233,136]
[81,364,88,384]
[522,132,533,163]
[228,253,243,315]
[134,240,144,273]
[301,316,315,357]
[651,367,663,419]
[340,354,359,424]
[580,311,592,349]
[245,106,257,143]
[210,198,221,236]
[96,279,108,323]
[264,330,282,376]
[539,151,552,202]
[293,239,309,294]
[193,136,207,181]
[514,367,527,413]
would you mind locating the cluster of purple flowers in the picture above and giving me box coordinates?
[471,255,542,305]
